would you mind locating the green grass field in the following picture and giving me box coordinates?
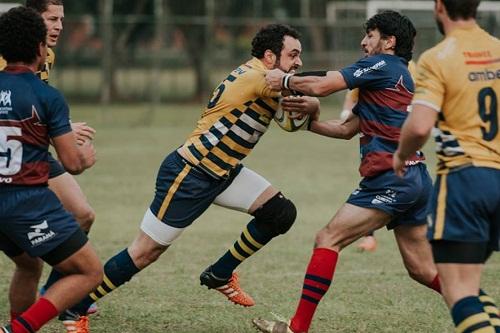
[1,103,499,332]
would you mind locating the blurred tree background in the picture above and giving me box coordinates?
[2,0,499,105]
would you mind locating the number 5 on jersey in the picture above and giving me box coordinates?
[0,126,22,175]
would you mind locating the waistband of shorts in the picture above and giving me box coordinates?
[447,163,473,173]
[174,151,234,181]
[0,184,47,192]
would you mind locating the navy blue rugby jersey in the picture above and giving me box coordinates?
[340,54,424,177]
[0,66,71,185]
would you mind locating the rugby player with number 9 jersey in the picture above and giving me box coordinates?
[395,0,500,331]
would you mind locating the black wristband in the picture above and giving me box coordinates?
[294,70,327,77]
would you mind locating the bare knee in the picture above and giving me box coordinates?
[74,206,95,232]
[406,267,427,284]
[74,256,103,288]
[128,234,169,270]
[404,262,435,285]
[84,256,103,287]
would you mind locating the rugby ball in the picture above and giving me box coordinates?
[273,108,310,132]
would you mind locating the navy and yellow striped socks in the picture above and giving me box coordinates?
[452,293,500,333]
[69,248,140,315]
[479,290,500,332]
[210,219,273,279]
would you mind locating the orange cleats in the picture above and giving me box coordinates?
[357,235,377,252]
[200,267,255,307]
[214,272,255,307]
[62,314,89,333]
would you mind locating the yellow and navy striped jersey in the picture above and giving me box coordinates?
[413,24,500,174]
[0,48,55,83]
[38,48,55,83]
[180,57,281,178]
[350,60,416,103]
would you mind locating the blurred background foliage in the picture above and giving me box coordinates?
[2,0,499,105]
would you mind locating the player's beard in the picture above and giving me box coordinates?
[274,57,297,73]
[364,40,384,57]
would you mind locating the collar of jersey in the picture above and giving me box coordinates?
[4,65,34,74]
[245,57,268,72]
[448,23,481,37]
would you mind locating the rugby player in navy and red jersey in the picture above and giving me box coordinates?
[254,11,441,333]
[0,1,99,324]
[0,7,102,333]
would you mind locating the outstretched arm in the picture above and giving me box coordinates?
[309,112,359,140]
[266,69,348,97]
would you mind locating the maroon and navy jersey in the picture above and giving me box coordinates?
[340,54,424,177]
[0,66,71,186]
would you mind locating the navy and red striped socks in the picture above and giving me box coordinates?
[11,297,58,333]
[290,247,338,333]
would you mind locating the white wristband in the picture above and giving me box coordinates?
[283,74,293,90]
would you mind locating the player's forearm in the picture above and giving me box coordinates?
[396,104,436,160]
[396,124,430,160]
[288,71,346,97]
[309,119,356,139]
[288,75,331,97]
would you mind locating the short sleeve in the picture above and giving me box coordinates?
[46,90,72,138]
[412,52,445,112]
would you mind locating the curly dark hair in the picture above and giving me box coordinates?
[251,24,301,60]
[365,10,416,62]
[441,0,480,20]
[26,0,63,14]
[0,6,47,64]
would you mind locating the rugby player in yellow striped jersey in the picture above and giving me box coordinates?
[395,1,500,332]
[63,24,321,326]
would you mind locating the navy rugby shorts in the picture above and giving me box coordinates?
[347,163,432,229]
[427,166,500,251]
[0,186,83,258]
[149,151,242,228]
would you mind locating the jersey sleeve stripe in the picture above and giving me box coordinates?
[412,99,441,112]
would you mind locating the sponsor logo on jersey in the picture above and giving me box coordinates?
[353,60,387,78]
[0,90,12,114]
[463,50,492,58]
[0,177,12,183]
[27,220,56,246]
[468,69,500,82]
